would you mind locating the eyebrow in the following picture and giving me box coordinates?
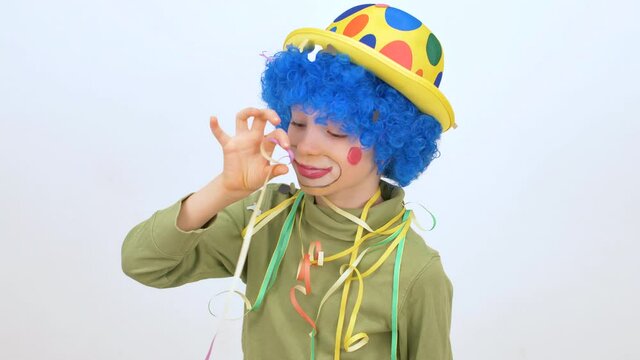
[290,111,309,119]
[290,114,311,123]
[290,111,344,127]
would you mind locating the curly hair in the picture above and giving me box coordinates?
[260,45,442,186]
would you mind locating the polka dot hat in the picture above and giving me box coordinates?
[284,3,456,132]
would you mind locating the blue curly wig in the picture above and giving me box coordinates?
[261,46,442,187]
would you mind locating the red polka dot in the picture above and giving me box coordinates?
[347,147,363,166]
[416,69,423,77]
[344,14,369,38]
[380,40,413,70]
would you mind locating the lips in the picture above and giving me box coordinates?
[294,160,332,179]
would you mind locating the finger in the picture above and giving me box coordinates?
[272,164,289,177]
[235,107,261,134]
[264,164,289,179]
[251,109,282,135]
[210,116,230,146]
[270,128,290,149]
[261,134,278,156]
[263,129,294,164]
[263,129,291,155]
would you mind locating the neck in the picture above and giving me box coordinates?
[315,177,383,209]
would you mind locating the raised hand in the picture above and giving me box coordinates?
[210,107,291,194]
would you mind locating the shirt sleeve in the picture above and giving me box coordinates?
[397,255,454,360]
[121,190,256,288]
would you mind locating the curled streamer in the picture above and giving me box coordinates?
[205,137,294,359]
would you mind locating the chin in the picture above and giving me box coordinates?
[297,181,337,196]
[298,183,327,194]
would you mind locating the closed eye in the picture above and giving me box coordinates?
[291,121,347,138]
[327,131,348,138]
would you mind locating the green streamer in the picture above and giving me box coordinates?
[390,212,409,359]
[252,191,305,311]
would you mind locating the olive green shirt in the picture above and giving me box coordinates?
[121,181,453,359]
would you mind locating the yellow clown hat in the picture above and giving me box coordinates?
[283,4,456,132]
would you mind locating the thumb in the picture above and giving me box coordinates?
[270,164,289,178]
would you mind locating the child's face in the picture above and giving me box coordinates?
[287,105,380,200]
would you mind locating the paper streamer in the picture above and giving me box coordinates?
[404,201,437,232]
[204,134,415,360]
[205,137,294,359]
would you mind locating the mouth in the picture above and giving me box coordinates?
[293,160,332,179]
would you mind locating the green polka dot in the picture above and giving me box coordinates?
[426,33,442,66]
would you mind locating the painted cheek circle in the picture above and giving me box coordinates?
[347,147,363,165]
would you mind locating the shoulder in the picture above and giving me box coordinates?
[398,228,453,312]
[399,227,441,279]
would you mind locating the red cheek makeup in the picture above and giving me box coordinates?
[347,147,362,165]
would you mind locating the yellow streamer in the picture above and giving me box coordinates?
[317,194,376,232]
[333,190,380,358]
[317,209,405,264]
[230,144,414,360]
[241,195,299,237]
[309,248,372,335]
[356,218,411,279]
[341,264,368,352]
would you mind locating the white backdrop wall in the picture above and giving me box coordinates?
[1,0,638,359]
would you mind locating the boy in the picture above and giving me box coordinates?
[122,4,456,359]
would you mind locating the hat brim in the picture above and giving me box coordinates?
[284,28,456,132]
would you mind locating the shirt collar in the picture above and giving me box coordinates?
[299,180,406,241]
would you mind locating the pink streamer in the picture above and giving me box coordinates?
[259,51,275,62]
[266,137,295,162]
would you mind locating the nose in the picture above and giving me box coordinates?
[292,122,323,156]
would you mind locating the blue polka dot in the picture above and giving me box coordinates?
[384,7,422,31]
[434,72,443,88]
[333,4,374,22]
[359,34,376,48]
[329,26,337,32]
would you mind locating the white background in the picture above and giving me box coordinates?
[1,0,639,359]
